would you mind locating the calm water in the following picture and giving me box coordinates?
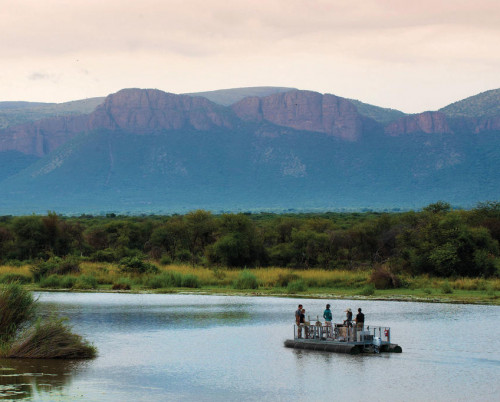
[0,293,499,401]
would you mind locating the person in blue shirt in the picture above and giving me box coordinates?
[323,304,333,338]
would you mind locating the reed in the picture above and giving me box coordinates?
[0,283,37,342]
[7,318,96,359]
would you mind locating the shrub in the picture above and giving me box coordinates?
[73,275,98,290]
[112,280,131,290]
[60,276,77,289]
[39,275,62,289]
[118,257,159,274]
[7,317,96,359]
[31,256,80,281]
[181,274,200,288]
[233,270,259,290]
[276,272,300,287]
[160,255,173,265]
[441,281,453,294]
[369,265,401,289]
[286,279,307,293]
[359,284,376,296]
[91,249,117,263]
[0,284,37,342]
[175,249,192,263]
[144,272,183,289]
[0,273,32,284]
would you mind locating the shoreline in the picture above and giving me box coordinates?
[28,286,500,306]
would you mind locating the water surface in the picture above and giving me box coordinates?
[0,293,498,401]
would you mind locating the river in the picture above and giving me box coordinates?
[0,293,498,401]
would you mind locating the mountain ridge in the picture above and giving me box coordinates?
[0,86,499,214]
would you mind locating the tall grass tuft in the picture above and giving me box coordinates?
[7,317,96,359]
[233,270,259,290]
[0,284,37,342]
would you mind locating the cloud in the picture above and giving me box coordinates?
[28,72,59,82]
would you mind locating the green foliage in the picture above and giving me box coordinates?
[0,205,499,279]
[359,284,376,296]
[144,272,183,289]
[73,275,98,290]
[39,275,62,289]
[232,270,259,290]
[441,281,453,294]
[286,279,307,293]
[118,256,159,274]
[0,273,31,284]
[31,256,80,282]
[181,274,200,288]
[0,284,37,342]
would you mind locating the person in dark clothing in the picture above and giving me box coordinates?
[355,308,365,329]
[295,304,303,338]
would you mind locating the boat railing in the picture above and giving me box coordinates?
[293,322,391,344]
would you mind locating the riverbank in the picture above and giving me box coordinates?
[2,262,498,305]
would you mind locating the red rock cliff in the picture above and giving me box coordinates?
[0,89,234,156]
[384,111,452,136]
[232,90,364,141]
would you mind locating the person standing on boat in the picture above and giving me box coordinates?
[295,304,303,338]
[344,308,353,327]
[323,304,333,338]
[355,308,364,330]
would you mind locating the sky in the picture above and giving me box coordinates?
[1,0,499,113]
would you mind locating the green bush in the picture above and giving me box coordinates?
[112,278,132,290]
[144,272,183,289]
[441,281,453,294]
[359,284,376,296]
[286,279,307,293]
[160,255,173,265]
[0,273,32,284]
[73,275,98,290]
[276,272,300,287]
[118,257,159,274]
[31,256,80,282]
[181,274,200,288]
[232,270,259,290]
[39,275,62,288]
[60,276,77,289]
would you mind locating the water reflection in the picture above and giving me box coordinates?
[0,358,89,400]
[1,292,496,402]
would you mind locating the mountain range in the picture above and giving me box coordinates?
[0,87,498,214]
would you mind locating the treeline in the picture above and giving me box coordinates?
[0,201,498,278]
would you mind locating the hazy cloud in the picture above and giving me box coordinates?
[1,0,500,111]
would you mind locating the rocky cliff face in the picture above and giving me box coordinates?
[232,90,364,140]
[0,89,234,156]
[384,111,452,136]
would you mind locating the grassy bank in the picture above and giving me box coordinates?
[1,262,499,305]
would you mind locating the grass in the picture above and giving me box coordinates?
[0,262,499,304]
[7,318,96,359]
[0,284,96,359]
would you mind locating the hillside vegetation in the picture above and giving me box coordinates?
[440,88,500,118]
[0,97,104,129]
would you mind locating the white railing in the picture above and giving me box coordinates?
[294,323,390,344]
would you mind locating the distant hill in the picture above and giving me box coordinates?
[0,97,104,129]
[348,99,406,124]
[185,86,296,106]
[0,87,498,214]
[439,88,500,118]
